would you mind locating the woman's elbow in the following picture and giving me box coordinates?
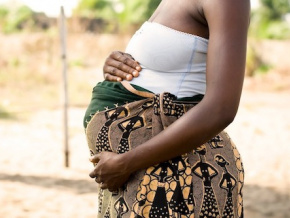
[205,96,240,128]
[222,113,236,126]
[218,108,237,128]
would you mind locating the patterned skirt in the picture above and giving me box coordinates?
[84,81,244,218]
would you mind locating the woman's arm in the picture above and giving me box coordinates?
[103,51,141,81]
[90,0,250,190]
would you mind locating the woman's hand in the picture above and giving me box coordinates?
[103,51,142,82]
[89,152,132,191]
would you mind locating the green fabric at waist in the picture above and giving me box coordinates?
[83,81,203,128]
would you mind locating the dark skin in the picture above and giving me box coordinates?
[90,0,250,192]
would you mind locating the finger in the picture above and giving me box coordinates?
[107,59,138,77]
[111,51,141,71]
[104,65,128,80]
[100,182,108,190]
[104,66,134,81]
[104,73,122,82]
[89,169,97,178]
[95,177,102,184]
[89,153,101,164]
[124,53,135,60]
[124,54,142,72]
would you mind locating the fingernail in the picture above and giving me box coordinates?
[117,77,122,82]
[89,157,93,162]
[126,74,133,80]
[136,66,141,71]
[133,71,139,77]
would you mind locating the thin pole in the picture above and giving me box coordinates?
[60,5,69,167]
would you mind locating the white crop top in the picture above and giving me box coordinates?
[125,21,208,98]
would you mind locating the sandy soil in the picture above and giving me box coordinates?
[1,80,290,218]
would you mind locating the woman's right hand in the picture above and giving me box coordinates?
[103,51,141,81]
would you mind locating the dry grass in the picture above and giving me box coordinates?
[0,32,132,117]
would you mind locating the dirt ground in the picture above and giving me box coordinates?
[0,77,290,218]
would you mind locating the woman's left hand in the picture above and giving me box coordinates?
[103,51,141,82]
[89,152,132,191]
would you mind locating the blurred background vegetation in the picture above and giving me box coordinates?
[0,0,290,118]
[0,0,289,36]
[0,0,162,33]
[250,0,290,39]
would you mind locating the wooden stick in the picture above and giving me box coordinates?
[60,5,69,167]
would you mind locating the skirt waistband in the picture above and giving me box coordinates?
[83,81,203,128]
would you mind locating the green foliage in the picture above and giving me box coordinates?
[250,15,290,39]
[69,59,86,67]
[246,44,262,76]
[250,0,290,39]
[264,21,290,39]
[9,57,21,68]
[256,63,272,74]
[0,106,15,120]
[74,0,162,32]
[260,0,290,20]
[246,43,272,76]
[74,0,115,19]
[0,5,8,18]
[144,0,161,19]
[1,5,34,33]
[0,5,8,30]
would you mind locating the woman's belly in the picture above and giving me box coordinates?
[129,68,206,98]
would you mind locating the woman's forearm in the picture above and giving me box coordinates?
[123,96,236,173]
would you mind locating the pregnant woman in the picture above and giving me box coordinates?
[84,0,250,217]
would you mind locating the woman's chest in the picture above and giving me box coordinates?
[125,22,208,72]
[148,0,209,39]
